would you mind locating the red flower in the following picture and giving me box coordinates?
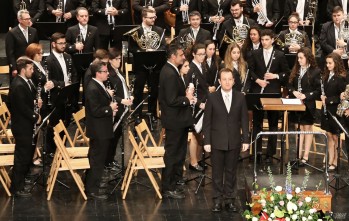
[260,212,269,221]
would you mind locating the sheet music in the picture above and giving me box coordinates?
[281,98,302,105]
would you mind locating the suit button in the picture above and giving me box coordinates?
[33,115,35,118]
[105,110,108,113]
[183,102,185,105]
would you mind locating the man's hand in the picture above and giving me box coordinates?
[106,89,114,97]
[256,78,269,88]
[218,16,225,23]
[109,7,118,16]
[110,102,118,116]
[341,92,346,100]
[204,145,211,152]
[333,48,344,56]
[199,103,205,110]
[180,4,188,11]
[253,4,261,13]
[63,12,72,20]
[265,22,274,28]
[289,43,301,52]
[12,70,18,78]
[208,86,216,93]
[241,143,249,152]
[37,98,43,109]
[75,42,84,51]
[121,98,133,106]
[210,16,219,23]
[52,9,63,17]
[321,95,327,105]
[345,109,349,117]
[44,81,54,90]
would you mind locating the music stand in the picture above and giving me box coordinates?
[113,25,139,61]
[34,22,67,41]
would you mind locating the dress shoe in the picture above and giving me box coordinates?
[14,190,32,198]
[176,177,187,185]
[86,192,108,200]
[256,154,263,164]
[211,203,222,212]
[175,187,185,193]
[198,161,208,169]
[162,190,185,199]
[298,158,308,167]
[265,156,272,164]
[134,116,142,126]
[225,202,238,212]
[189,164,204,172]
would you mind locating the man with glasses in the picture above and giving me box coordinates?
[13,0,45,25]
[6,9,39,83]
[133,0,170,29]
[85,60,118,200]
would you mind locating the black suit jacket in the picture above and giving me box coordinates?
[204,56,221,86]
[319,21,346,58]
[245,0,280,24]
[202,0,232,23]
[284,0,310,21]
[177,27,212,44]
[128,25,167,52]
[13,0,45,23]
[203,89,249,150]
[46,0,86,26]
[159,62,193,129]
[242,42,262,61]
[170,0,203,32]
[277,29,311,54]
[85,79,114,139]
[8,76,38,137]
[248,48,290,93]
[186,62,210,107]
[5,26,39,72]
[91,0,129,35]
[132,0,170,28]
[328,0,349,19]
[65,24,100,53]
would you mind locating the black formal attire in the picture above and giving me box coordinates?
[65,24,100,54]
[13,0,45,24]
[132,0,170,29]
[202,89,249,203]
[245,0,280,27]
[186,62,209,107]
[176,26,212,45]
[327,0,349,20]
[8,76,38,193]
[46,0,86,27]
[5,26,39,82]
[242,41,262,61]
[129,25,166,117]
[31,61,49,119]
[248,47,290,156]
[284,0,310,21]
[85,78,114,194]
[277,29,311,54]
[170,0,203,34]
[159,62,193,192]
[201,0,232,23]
[91,0,129,50]
[220,63,249,93]
[321,74,347,134]
[287,67,321,125]
[204,55,221,87]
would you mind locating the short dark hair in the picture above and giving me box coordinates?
[94,49,109,60]
[260,29,274,39]
[218,68,234,80]
[16,56,33,73]
[51,32,65,43]
[231,0,242,7]
[76,7,89,15]
[142,8,155,18]
[166,43,182,59]
[189,11,201,19]
[108,48,122,60]
[90,60,107,78]
[333,6,344,14]
[191,43,206,55]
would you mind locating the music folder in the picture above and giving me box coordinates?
[245,93,281,111]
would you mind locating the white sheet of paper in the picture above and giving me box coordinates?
[281,98,302,105]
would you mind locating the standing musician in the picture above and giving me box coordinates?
[13,0,45,25]
[277,13,311,54]
[128,8,166,123]
[284,0,313,25]
[204,40,222,90]
[8,57,42,197]
[171,0,204,35]
[248,29,290,163]
[6,9,39,83]
[222,42,249,93]
[91,0,129,50]
[46,0,86,27]
[328,0,349,19]
[201,0,232,25]
[159,44,194,199]
[245,0,280,28]
[241,25,262,61]
[85,60,118,200]
[132,0,170,29]
[203,68,249,212]
[320,53,348,171]
[45,32,78,156]
[287,47,321,166]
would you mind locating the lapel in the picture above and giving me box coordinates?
[15,26,27,43]
[217,88,233,114]
[18,76,34,96]
[93,78,111,101]
[329,23,336,48]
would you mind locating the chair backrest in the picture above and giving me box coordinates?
[0,103,13,144]
[53,120,74,147]
[135,119,157,147]
[128,131,150,164]
[125,63,133,87]
[72,107,89,146]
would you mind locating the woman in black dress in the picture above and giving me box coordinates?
[287,47,321,166]
[203,40,221,91]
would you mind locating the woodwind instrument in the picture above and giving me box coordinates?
[320,76,327,118]
[67,58,72,85]
[43,60,52,107]
[260,50,275,94]
[241,69,249,93]
[32,79,41,145]
[20,0,26,10]
[57,0,63,22]
[76,31,83,54]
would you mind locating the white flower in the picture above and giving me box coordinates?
[270,196,275,201]
[298,201,303,207]
[275,186,283,192]
[287,202,295,211]
[309,208,316,214]
[317,219,323,221]
[245,214,251,219]
[287,194,293,200]
[252,217,258,221]
[295,187,301,194]
[270,213,275,218]
[300,210,304,215]
[286,218,290,221]
[274,206,278,210]
[302,217,307,221]
[305,197,312,203]
[308,215,313,220]
[268,218,272,221]
[292,214,298,220]
[292,204,298,211]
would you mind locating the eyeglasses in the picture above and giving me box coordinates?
[21,18,31,21]
[196,53,206,56]
[288,21,298,24]
[145,16,157,20]
[56,42,67,45]
[98,70,109,73]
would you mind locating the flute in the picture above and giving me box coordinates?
[320,76,327,117]
[260,50,275,94]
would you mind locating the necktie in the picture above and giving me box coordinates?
[23,29,28,42]
[224,94,230,112]
[27,79,36,92]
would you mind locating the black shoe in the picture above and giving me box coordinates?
[175,187,185,193]
[135,116,141,126]
[162,190,185,199]
[150,115,157,123]
[105,161,122,172]
[298,158,308,167]
[265,156,272,164]
[256,154,263,164]
[198,161,208,169]
[211,203,222,212]
[176,177,187,185]
[225,203,238,212]
[189,164,204,172]
[14,190,32,198]
[86,192,108,200]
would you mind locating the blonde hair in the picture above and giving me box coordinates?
[223,43,247,81]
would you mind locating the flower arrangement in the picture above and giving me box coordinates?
[243,164,333,221]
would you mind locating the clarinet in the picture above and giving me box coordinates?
[320,76,327,117]
[260,50,275,94]
[298,70,302,93]
[32,79,42,145]
[192,74,199,116]
[43,59,52,107]
[67,58,72,85]
[241,69,249,93]
[76,32,83,54]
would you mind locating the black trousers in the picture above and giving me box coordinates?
[85,138,112,193]
[211,148,240,203]
[105,124,123,166]
[11,134,36,192]
[252,109,279,156]
[162,127,189,191]
[132,71,159,116]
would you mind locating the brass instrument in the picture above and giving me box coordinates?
[305,0,317,24]
[221,24,250,46]
[179,32,195,50]
[285,31,306,53]
[252,0,269,26]
[337,19,349,59]
[181,0,189,24]
[260,50,275,94]
[337,84,349,116]
[124,26,164,50]
[56,0,63,22]
[20,0,26,10]
[76,32,83,54]
[212,9,223,40]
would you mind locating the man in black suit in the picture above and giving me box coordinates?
[91,0,129,50]
[202,0,232,24]
[284,0,311,24]
[13,0,45,25]
[85,60,118,200]
[248,29,289,163]
[176,11,212,46]
[6,9,39,83]
[8,57,41,197]
[327,0,349,19]
[46,0,86,27]
[133,0,170,29]
[159,44,195,199]
[245,0,280,28]
[203,68,249,212]
[46,32,78,155]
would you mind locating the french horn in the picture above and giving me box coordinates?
[124,26,163,50]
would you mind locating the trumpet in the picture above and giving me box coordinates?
[337,19,349,59]
[19,0,26,10]
[76,32,83,54]
[212,9,223,40]
[181,0,189,24]
[56,0,63,22]
[305,0,317,24]
[260,50,275,94]
[252,0,269,26]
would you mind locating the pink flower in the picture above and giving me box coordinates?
[298,201,303,207]
[279,201,285,206]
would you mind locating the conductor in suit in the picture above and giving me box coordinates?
[159,44,195,199]
[203,68,249,212]
[6,9,39,83]
[85,60,118,200]
[8,57,41,197]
